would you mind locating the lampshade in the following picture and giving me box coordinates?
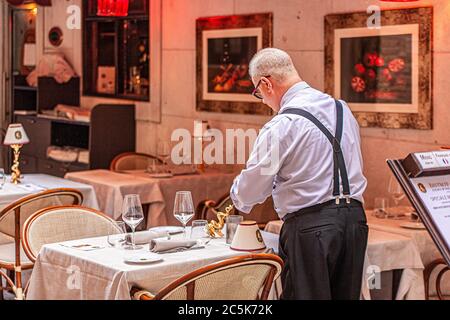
[97,0,129,17]
[230,221,266,252]
[4,124,30,145]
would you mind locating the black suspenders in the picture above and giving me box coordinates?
[280,99,351,204]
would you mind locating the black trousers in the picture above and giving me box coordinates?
[279,199,368,300]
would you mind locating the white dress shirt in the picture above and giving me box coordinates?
[230,81,367,220]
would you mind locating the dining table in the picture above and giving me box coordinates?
[0,174,99,210]
[25,228,279,300]
[365,209,450,298]
[65,169,237,228]
[25,221,424,300]
[264,208,442,268]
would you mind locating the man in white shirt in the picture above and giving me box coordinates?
[230,48,368,300]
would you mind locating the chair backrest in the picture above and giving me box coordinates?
[22,205,120,262]
[110,152,163,171]
[154,254,283,300]
[0,188,83,238]
[197,194,236,220]
[197,194,278,228]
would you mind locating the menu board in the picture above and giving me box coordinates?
[410,175,450,251]
[388,156,450,266]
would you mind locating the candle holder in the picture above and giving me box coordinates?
[207,204,234,238]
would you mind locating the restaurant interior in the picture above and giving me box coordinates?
[0,0,449,302]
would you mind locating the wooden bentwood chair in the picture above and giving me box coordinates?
[0,188,83,300]
[424,258,450,300]
[196,193,278,229]
[110,152,163,171]
[21,205,121,264]
[131,254,283,300]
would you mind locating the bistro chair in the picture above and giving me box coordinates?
[0,188,83,300]
[424,258,450,300]
[110,152,163,171]
[196,194,278,229]
[21,205,120,264]
[131,254,283,300]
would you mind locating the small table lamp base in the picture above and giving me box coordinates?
[10,144,23,184]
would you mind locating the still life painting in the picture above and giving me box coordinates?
[325,7,432,129]
[196,13,273,115]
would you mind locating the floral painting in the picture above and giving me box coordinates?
[325,7,433,129]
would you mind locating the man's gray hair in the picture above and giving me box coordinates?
[249,48,298,83]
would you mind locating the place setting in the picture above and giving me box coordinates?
[371,177,426,230]
[105,192,215,265]
[105,191,268,266]
[143,142,199,179]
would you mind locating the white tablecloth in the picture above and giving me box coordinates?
[65,170,236,227]
[264,220,425,300]
[0,174,99,210]
[26,230,279,300]
[366,212,450,297]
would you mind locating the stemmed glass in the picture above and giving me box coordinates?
[0,169,6,190]
[158,141,171,172]
[122,194,144,250]
[173,191,195,239]
[388,176,406,219]
[373,197,389,219]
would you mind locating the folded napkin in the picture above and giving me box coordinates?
[168,165,198,176]
[147,164,197,176]
[125,230,169,245]
[149,239,197,253]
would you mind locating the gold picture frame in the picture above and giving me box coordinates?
[196,13,273,115]
[325,7,433,129]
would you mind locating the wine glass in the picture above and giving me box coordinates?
[157,141,171,172]
[146,158,158,174]
[173,191,195,239]
[388,176,405,219]
[122,194,144,250]
[0,168,6,190]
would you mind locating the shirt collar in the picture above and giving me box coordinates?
[279,81,310,112]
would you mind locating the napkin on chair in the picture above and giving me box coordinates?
[149,239,198,253]
[125,230,169,245]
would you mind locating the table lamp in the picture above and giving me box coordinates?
[3,124,30,184]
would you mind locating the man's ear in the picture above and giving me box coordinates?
[263,78,273,93]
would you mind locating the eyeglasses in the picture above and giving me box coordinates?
[252,75,271,100]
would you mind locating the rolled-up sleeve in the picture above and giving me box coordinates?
[230,119,288,213]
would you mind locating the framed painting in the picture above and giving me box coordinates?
[196,13,273,115]
[325,7,433,129]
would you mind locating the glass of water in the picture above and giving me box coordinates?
[226,215,243,244]
[373,197,389,219]
[107,221,127,248]
[190,220,209,240]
